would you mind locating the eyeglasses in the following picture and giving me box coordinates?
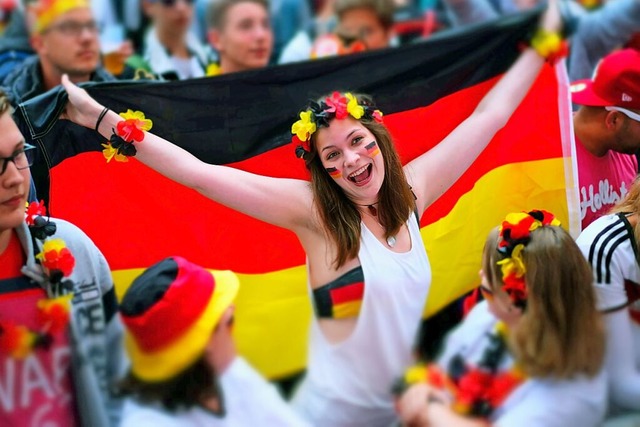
[0,144,36,176]
[156,0,195,6]
[479,284,494,301]
[45,20,99,37]
[605,106,640,123]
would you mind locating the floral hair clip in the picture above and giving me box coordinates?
[497,210,560,308]
[291,91,384,159]
[101,109,153,163]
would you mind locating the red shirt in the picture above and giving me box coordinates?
[0,231,77,426]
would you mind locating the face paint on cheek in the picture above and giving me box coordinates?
[365,141,380,157]
[326,167,342,179]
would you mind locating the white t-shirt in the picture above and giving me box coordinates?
[120,357,309,426]
[438,301,607,427]
[577,213,640,411]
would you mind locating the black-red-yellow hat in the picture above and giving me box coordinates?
[119,256,239,382]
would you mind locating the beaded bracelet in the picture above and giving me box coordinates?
[101,109,153,163]
[529,29,568,64]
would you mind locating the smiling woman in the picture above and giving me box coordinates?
[60,0,562,421]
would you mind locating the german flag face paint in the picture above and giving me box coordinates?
[326,167,342,179]
[365,141,380,157]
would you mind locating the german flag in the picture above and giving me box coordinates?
[16,8,577,379]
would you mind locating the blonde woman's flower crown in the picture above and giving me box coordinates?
[291,91,384,159]
[496,210,561,308]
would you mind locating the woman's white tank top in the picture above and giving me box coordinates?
[293,215,432,426]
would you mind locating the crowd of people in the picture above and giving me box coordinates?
[0,0,640,426]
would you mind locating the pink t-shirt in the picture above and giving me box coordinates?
[0,232,77,427]
[576,135,638,230]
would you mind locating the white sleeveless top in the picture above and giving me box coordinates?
[293,215,431,426]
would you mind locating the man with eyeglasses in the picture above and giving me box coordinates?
[0,90,124,426]
[2,0,115,106]
[570,48,640,230]
[1,0,117,203]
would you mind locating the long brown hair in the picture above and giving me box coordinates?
[610,175,640,263]
[303,94,415,268]
[483,226,604,378]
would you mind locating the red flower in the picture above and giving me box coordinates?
[426,365,447,389]
[372,109,384,123]
[38,295,72,334]
[486,371,524,407]
[325,92,348,119]
[116,120,145,142]
[25,200,46,226]
[502,215,535,241]
[39,239,75,277]
[502,274,527,303]
[456,368,492,407]
[0,321,34,359]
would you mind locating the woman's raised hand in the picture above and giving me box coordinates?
[541,0,562,34]
[60,74,105,130]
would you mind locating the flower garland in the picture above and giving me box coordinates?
[394,322,526,419]
[0,201,75,359]
[291,91,384,159]
[102,109,153,163]
[497,210,560,308]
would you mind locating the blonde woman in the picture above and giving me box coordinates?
[398,211,606,426]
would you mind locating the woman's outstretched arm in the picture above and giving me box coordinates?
[61,75,314,231]
[405,0,562,216]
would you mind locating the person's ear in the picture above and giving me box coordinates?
[141,0,155,18]
[207,29,222,51]
[604,109,622,131]
[30,34,43,53]
[217,305,235,331]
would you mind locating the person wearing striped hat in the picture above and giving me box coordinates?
[117,256,310,426]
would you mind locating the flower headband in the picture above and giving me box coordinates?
[496,210,560,308]
[291,91,384,159]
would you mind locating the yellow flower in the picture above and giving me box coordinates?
[531,30,562,58]
[119,109,153,132]
[40,238,67,254]
[37,294,73,312]
[497,244,526,278]
[291,110,316,141]
[404,365,427,384]
[206,63,221,77]
[102,143,128,163]
[345,93,364,119]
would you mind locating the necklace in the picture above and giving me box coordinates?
[386,235,397,248]
[359,205,396,248]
